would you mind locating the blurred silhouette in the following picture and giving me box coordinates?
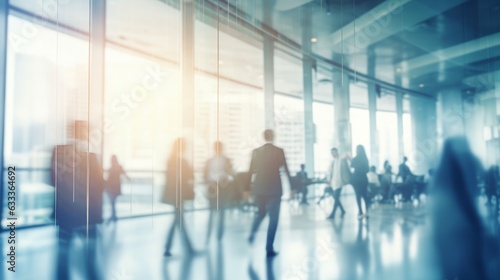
[351,145,370,219]
[247,258,276,280]
[327,148,350,219]
[162,255,195,280]
[50,120,104,279]
[206,243,225,280]
[367,166,380,188]
[367,165,383,202]
[430,137,499,279]
[485,165,499,206]
[291,164,312,205]
[395,156,414,202]
[162,138,195,256]
[248,129,291,257]
[50,120,105,231]
[396,156,413,183]
[105,155,130,221]
[381,160,393,202]
[203,141,234,243]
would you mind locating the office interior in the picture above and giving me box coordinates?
[1,0,500,279]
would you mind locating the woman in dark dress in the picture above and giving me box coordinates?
[351,145,370,219]
[106,155,129,221]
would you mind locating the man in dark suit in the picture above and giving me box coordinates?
[247,129,291,257]
[50,120,104,279]
[296,164,310,205]
[50,120,105,232]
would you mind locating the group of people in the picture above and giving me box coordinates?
[322,146,371,220]
[162,129,289,257]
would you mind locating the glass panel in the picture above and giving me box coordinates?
[274,47,303,97]
[350,82,368,109]
[103,46,180,217]
[377,111,399,170]
[195,19,263,89]
[11,0,90,33]
[3,15,89,226]
[313,70,333,103]
[350,108,371,161]
[193,74,264,208]
[403,97,411,113]
[313,102,334,177]
[377,92,396,112]
[403,113,413,160]
[106,0,181,62]
[275,94,305,174]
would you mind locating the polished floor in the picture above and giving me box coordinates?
[1,193,483,280]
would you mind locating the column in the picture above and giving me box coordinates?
[396,92,404,158]
[263,1,274,129]
[482,67,500,165]
[410,96,438,175]
[0,0,8,229]
[368,85,377,166]
[263,35,274,129]
[367,48,378,166]
[438,87,464,139]
[89,0,106,157]
[301,3,314,174]
[181,0,195,161]
[332,65,350,154]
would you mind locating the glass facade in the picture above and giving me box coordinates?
[1,0,498,229]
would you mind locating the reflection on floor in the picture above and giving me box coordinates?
[2,194,487,280]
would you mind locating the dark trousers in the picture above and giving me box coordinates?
[249,195,281,252]
[329,187,345,217]
[165,206,193,253]
[57,226,99,280]
[300,185,308,203]
[207,199,225,242]
[110,195,117,220]
[354,183,370,215]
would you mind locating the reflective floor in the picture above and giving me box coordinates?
[1,194,482,280]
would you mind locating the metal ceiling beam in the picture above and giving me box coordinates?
[400,32,500,73]
[327,0,466,54]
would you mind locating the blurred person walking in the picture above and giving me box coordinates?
[106,155,130,221]
[351,145,370,219]
[430,137,499,279]
[327,148,351,219]
[203,141,234,243]
[50,120,104,279]
[247,129,291,257]
[163,138,195,256]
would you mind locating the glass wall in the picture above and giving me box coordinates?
[402,98,413,166]
[376,93,399,171]
[3,14,89,226]
[313,71,334,176]
[103,46,181,217]
[1,0,431,228]
[350,82,371,160]
[103,0,181,217]
[274,48,305,174]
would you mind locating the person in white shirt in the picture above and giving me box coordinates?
[367,166,380,187]
[203,141,234,243]
[327,148,351,219]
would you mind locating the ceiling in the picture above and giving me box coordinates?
[9,0,500,100]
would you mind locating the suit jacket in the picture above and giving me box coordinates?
[164,156,195,205]
[203,155,233,185]
[248,143,290,196]
[328,158,351,189]
[340,158,351,186]
[50,145,104,230]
